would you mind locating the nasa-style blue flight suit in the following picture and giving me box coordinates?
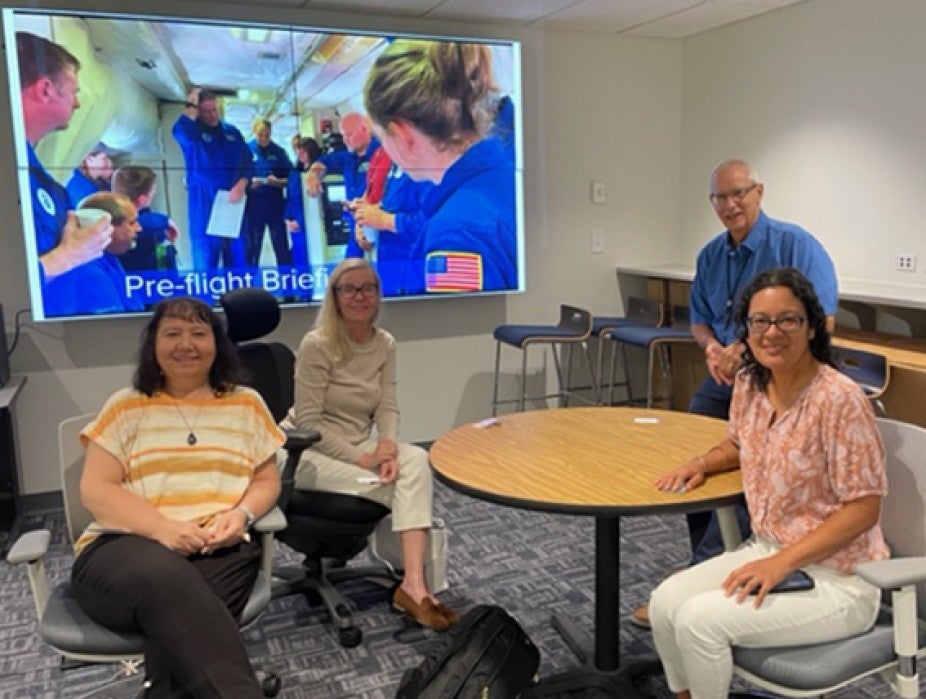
[172,114,252,270]
[284,164,311,270]
[317,137,381,259]
[65,168,107,207]
[243,138,292,266]
[418,137,517,293]
[120,208,177,272]
[375,165,430,296]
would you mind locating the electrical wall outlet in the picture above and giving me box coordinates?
[896,254,917,272]
[591,229,605,254]
[590,180,606,204]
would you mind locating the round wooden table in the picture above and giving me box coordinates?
[430,406,743,697]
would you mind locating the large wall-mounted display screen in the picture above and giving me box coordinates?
[3,8,523,321]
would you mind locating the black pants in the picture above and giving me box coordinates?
[71,534,263,699]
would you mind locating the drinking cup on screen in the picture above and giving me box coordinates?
[75,208,110,228]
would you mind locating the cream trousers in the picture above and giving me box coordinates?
[650,536,880,698]
[286,438,433,532]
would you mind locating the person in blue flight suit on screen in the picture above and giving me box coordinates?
[305,112,386,259]
[74,192,145,313]
[353,162,431,296]
[17,32,115,318]
[66,146,114,204]
[243,118,292,267]
[172,87,251,270]
[365,40,516,293]
[284,136,321,273]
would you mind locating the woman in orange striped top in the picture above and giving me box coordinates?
[71,297,284,699]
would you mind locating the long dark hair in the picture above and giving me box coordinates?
[133,297,243,396]
[736,267,833,391]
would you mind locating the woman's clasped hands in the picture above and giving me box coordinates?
[156,508,250,556]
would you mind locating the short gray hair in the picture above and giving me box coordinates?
[710,158,761,186]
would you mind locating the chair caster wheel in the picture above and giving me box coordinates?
[339,625,362,648]
[258,670,281,697]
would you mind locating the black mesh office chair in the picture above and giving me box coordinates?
[220,288,397,648]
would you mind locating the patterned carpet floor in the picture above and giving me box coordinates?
[0,479,913,698]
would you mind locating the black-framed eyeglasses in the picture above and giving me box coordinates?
[745,313,806,335]
[336,282,379,298]
[709,183,758,207]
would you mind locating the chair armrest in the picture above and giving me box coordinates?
[6,529,53,618]
[6,529,51,564]
[278,427,321,510]
[284,428,320,453]
[856,557,926,589]
[254,506,286,533]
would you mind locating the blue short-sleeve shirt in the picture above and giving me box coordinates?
[690,211,838,345]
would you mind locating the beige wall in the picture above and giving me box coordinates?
[0,0,683,493]
[678,0,926,283]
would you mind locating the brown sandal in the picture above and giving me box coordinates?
[393,587,451,631]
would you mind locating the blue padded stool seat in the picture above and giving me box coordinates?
[491,305,593,415]
[591,316,634,336]
[494,323,587,347]
[734,607,926,692]
[605,310,695,409]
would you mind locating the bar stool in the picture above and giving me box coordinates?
[833,345,889,416]
[592,297,665,406]
[491,304,594,416]
[604,304,696,408]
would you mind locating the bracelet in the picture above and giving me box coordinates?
[235,504,256,529]
[695,453,708,473]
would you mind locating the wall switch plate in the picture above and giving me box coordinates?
[591,229,605,254]
[590,180,606,204]
[896,254,917,272]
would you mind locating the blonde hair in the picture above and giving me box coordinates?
[314,258,381,363]
[364,39,498,149]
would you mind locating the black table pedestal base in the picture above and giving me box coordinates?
[526,612,661,698]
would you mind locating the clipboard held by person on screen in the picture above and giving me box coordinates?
[206,190,246,238]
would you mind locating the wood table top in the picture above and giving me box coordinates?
[430,406,742,517]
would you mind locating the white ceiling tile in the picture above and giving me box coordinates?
[423,0,578,23]
[624,0,797,39]
[541,0,705,35]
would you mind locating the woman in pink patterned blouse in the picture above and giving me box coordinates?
[649,267,889,699]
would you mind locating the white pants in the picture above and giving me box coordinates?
[287,438,433,532]
[650,536,880,698]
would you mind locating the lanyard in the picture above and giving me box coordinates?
[725,245,751,323]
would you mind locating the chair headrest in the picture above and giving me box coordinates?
[220,288,281,343]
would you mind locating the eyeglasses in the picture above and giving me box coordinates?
[709,183,758,207]
[336,282,379,298]
[745,313,807,335]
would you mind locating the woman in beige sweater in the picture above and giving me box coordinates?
[282,258,457,631]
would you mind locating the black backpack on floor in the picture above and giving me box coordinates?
[395,604,541,698]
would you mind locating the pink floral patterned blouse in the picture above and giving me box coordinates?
[728,363,890,573]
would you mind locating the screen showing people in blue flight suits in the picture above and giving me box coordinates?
[4,9,524,321]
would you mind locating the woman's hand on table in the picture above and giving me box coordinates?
[723,555,792,609]
[654,458,706,493]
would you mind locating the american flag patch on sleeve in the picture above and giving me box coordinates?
[425,251,483,292]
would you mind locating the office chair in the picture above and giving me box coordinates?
[7,413,283,696]
[220,287,397,649]
[491,304,595,416]
[732,417,926,698]
[603,303,696,408]
[833,345,889,416]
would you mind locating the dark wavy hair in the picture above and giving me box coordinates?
[133,297,243,396]
[735,267,833,391]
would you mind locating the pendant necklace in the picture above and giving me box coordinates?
[171,393,205,446]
